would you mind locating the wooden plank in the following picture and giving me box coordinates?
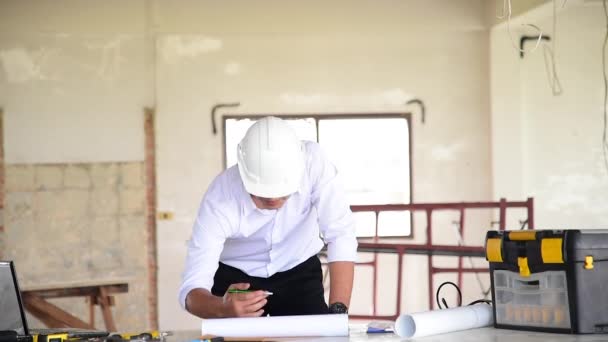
[23,300,68,328]
[22,293,95,329]
[21,279,130,292]
[22,283,128,299]
[98,286,117,332]
[87,296,95,326]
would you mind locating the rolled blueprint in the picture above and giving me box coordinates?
[394,304,493,338]
[201,313,348,338]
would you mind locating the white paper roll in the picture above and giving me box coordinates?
[394,304,493,338]
[201,314,349,338]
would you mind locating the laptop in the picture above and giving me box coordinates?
[0,261,110,342]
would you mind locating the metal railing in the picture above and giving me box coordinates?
[344,197,534,320]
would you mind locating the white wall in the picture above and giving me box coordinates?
[154,0,492,329]
[0,0,152,163]
[2,0,495,330]
[491,1,608,228]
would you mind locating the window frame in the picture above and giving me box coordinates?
[221,113,414,238]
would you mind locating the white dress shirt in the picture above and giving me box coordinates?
[179,141,358,309]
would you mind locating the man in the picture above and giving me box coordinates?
[179,116,357,318]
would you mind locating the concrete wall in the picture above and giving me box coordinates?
[0,0,152,331]
[0,1,151,164]
[2,0,498,331]
[490,1,608,228]
[4,162,149,330]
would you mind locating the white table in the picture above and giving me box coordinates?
[169,324,608,342]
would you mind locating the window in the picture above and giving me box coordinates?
[224,115,412,237]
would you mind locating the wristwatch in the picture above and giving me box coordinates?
[328,302,348,314]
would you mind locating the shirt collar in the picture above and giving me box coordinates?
[242,190,257,216]
[241,184,302,216]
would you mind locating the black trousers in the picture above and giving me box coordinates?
[211,255,329,316]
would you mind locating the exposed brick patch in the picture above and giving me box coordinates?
[144,107,158,329]
[5,159,148,329]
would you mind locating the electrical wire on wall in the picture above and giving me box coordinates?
[500,0,565,95]
[542,0,564,96]
[603,0,608,175]
[498,0,544,55]
[499,0,607,173]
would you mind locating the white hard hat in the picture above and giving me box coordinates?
[237,117,305,198]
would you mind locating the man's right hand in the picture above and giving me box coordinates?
[222,283,269,317]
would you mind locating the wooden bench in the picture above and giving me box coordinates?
[21,280,129,332]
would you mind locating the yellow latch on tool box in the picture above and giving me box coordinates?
[518,257,531,277]
[509,231,536,241]
[584,255,594,270]
[486,237,503,262]
[541,238,564,263]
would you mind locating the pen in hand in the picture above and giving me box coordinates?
[227,289,273,296]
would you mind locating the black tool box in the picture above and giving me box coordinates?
[485,229,608,334]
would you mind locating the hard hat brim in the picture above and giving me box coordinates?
[238,160,303,198]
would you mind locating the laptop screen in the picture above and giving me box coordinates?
[0,261,28,335]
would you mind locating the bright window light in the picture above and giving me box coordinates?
[224,115,411,237]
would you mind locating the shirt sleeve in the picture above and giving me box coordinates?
[308,142,358,262]
[178,195,231,310]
